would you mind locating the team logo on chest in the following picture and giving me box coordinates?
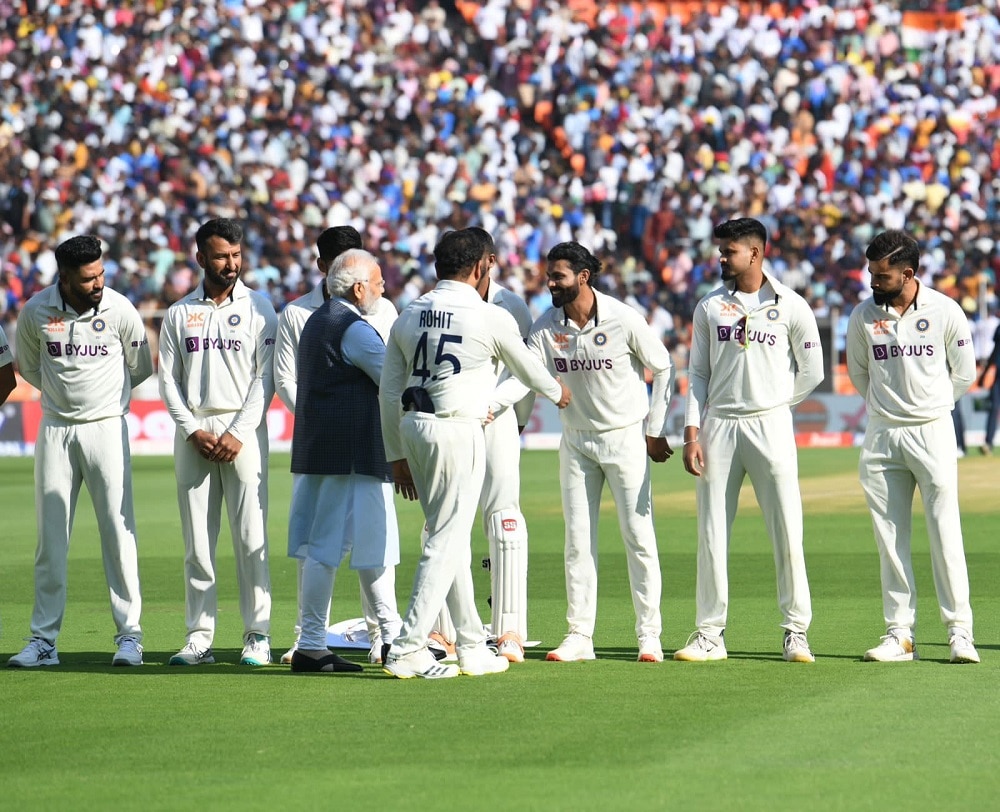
[92,318,106,333]
[766,308,779,321]
[915,318,929,333]
[593,332,607,346]
[227,314,242,327]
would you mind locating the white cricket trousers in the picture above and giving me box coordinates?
[559,422,662,640]
[174,416,271,647]
[32,415,142,643]
[695,409,811,637]
[393,413,488,656]
[859,415,973,635]
[480,406,528,639]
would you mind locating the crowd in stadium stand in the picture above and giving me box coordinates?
[2,0,999,376]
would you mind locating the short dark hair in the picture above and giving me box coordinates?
[546,242,600,278]
[865,230,920,274]
[195,218,243,253]
[55,235,102,274]
[317,225,363,261]
[713,218,767,246]
[433,229,483,281]
[465,226,496,258]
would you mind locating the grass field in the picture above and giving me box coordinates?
[1,448,998,810]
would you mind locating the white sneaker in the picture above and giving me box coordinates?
[546,632,596,662]
[637,635,664,663]
[241,633,270,666]
[383,647,459,679]
[280,644,297,665]
[496,632,525,664]
[8,637,59,668]
[949,630,980,664]
[169,642,215,666]
[112,636,143,667]
[863,631,917,662]
[782,631,815,663]
[459,645,510,676]
[673,631,727,662]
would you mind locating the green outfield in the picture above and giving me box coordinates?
[1,448,997,810]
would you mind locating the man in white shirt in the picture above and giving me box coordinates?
[9,235,152,668]
[273,226,398,666]
[287,250,401,674]
[513,242,674,664]
[675,218,823,664]
[158,218,278,667]
[380,228,570,679]
[847,229,979,664]
[0,323,14,405]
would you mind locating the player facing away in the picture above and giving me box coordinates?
[674,218,823,664]
[379,228,571,679]
[847,229,979,664]
[9,235,152,668]
[158,218,278,667]
[273,225,399,666]
[426,227,537,664]
[507,241,675,664]
[0,323,14,406]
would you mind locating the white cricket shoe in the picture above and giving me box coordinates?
[112,636,143,667]
[637,635,664,663]
[863,631,917,662]
[383,647,459,679]
[8,637,59,668]
[948,630,980,664]
[459,645,510,676]
[496,632,525,664]
[280,644,297,665]
[782,631,815,663]
[673,631,727,662]
[240,633,270,666]
[169,642,216,666]
[546,632,596,662]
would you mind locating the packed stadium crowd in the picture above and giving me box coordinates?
[2,0,1000,367]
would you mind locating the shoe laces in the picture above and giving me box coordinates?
[684,631,717,651]
[784,631,809,651]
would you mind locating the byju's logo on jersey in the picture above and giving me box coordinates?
[553,356,613,372]
[717,326,733,342]
[185,337,201,353]
[873,343,934,361]
[554,357,569,373]
[46,316,65,333]
[872,344,888,361]
[46,341,63,357]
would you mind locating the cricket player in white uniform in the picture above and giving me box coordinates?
[847,229,979,664]
[0,323,14,405]
[159,218,278,667]
[510,241,674,664]
[428,227,537,664]
[9,235,151,668]
[380,229,570,679]
[673,218,823,664]
[273,226,398,666]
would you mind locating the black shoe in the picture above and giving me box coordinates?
[290,649,363,673]
[381,643,391,664]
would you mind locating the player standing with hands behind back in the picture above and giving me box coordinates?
[847,230,979,664]
[674,218,823,664]
[9,235,151,668]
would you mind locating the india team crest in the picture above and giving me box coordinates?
[227,314,242,327]
[766,308,779,321]
[594,332,607,346]
[92,318,106,333]
[915,318,929,333]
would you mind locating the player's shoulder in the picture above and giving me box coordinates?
[20,284,57,315]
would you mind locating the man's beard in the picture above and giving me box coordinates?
[872,286,902,306]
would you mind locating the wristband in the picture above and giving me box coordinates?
[683,440,698,445]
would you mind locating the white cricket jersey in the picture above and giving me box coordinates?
[526,289,674,434]
[158,278,278,442]
[0,324,12,367]
[274,285,396,413]
[16,284,152,422]
[847,282,976,425]
[484,279,536,426]
[685,273,824,428]
[379,279,562,461]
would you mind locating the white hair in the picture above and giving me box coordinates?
[325,249,378,299]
